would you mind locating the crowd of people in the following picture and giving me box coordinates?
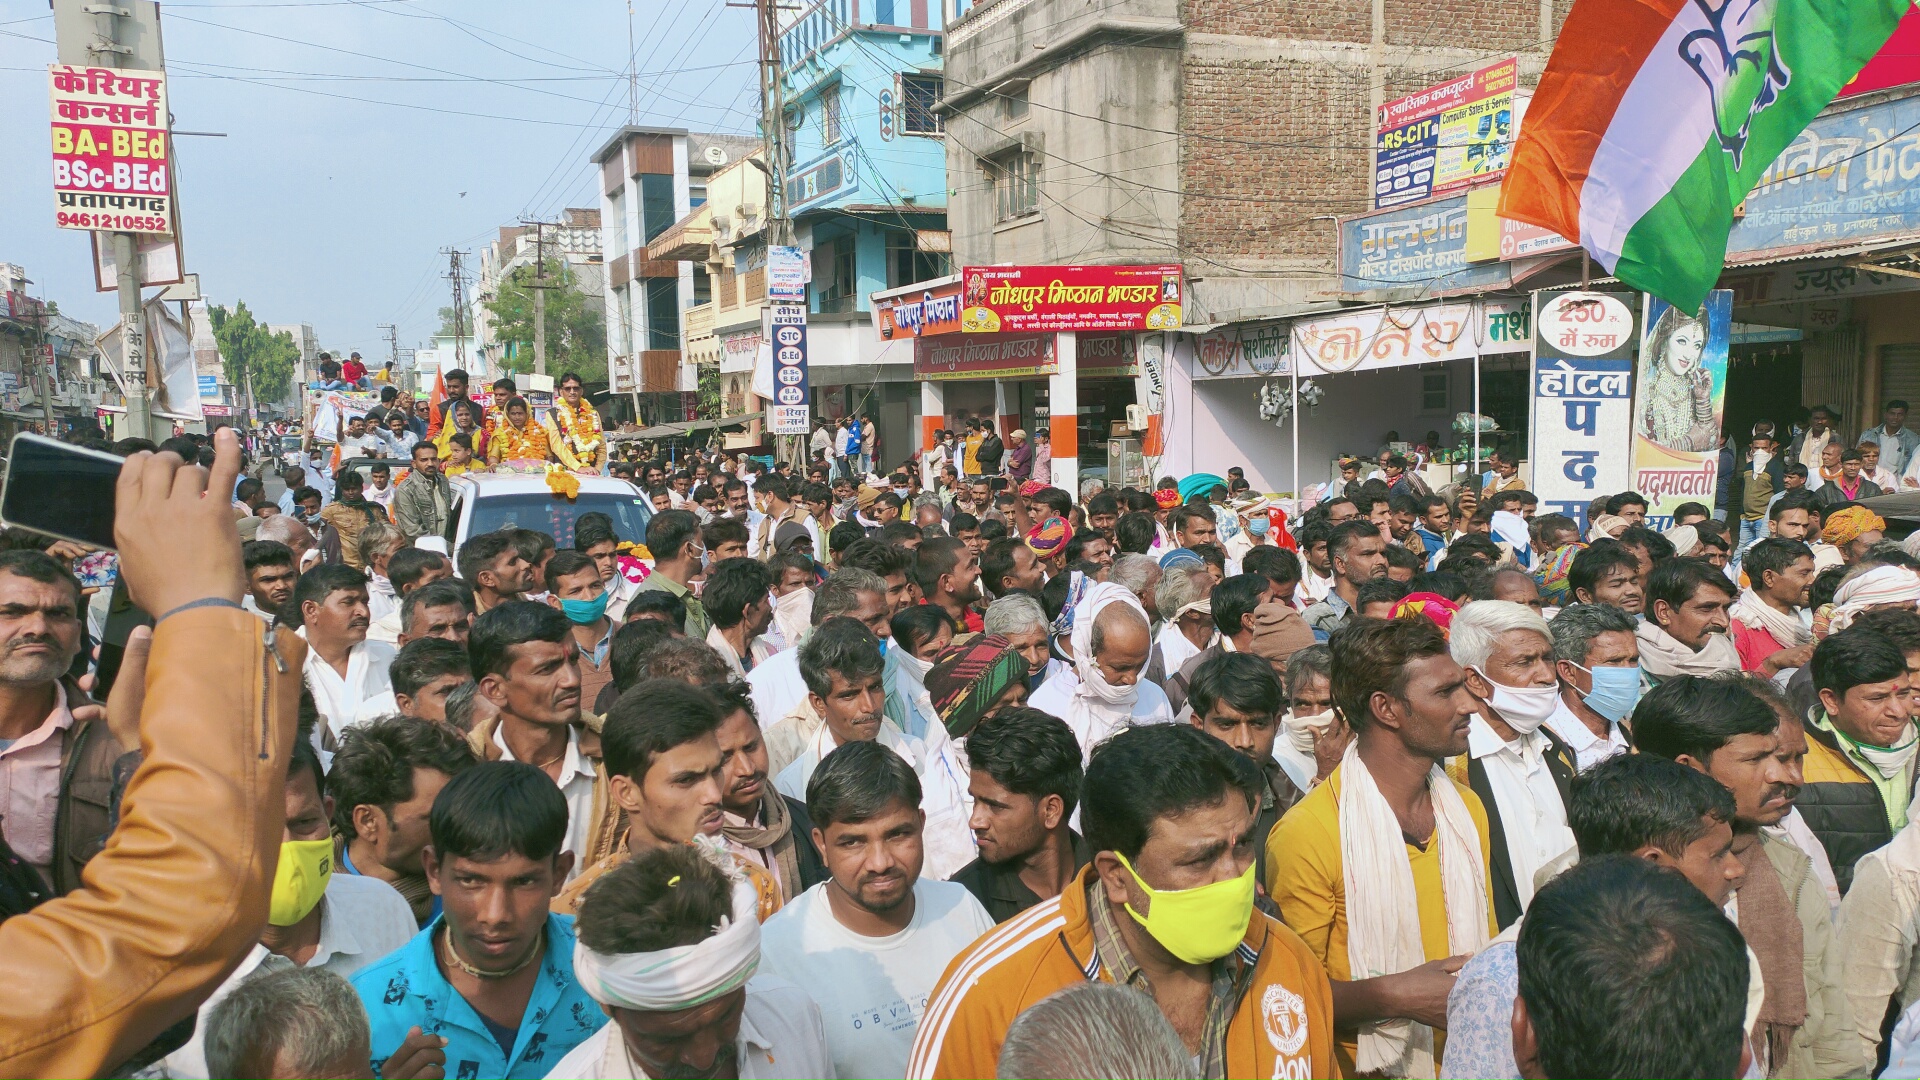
[15,404,1920,1080]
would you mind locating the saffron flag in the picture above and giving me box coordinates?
[1500,0,1907,311]
[427,365,447,438]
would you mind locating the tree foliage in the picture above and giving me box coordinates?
[481,262,605,380]
[208,300,298,404]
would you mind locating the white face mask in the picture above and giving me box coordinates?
[1079,657,1139,707]
[1282,708,1336,756]
[1848,723,1920,779]
[1472,667,1560,734]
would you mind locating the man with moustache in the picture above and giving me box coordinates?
[711,682,827,902]
[1634,675,1865,1078]
[555,680,783,920]
[296,564,395,744]
[759,741,994,1079]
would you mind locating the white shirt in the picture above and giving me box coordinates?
[543,975,833,1080]
[366,608,402,646]
[302,637,396,743]
[748,648,809,734]
[365,481,396,516]
[352,689,401,728]
[1027,670,1175,762]
[1767,807,1842,915]
[1153,622,1212,681]
[1467,714,1576,913]
[758,879,995,1080]
[1542,697,1629,773]
[155,873,416,1078]
[1296,567,1334,608]
[494,723,595,883]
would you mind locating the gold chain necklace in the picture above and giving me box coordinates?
[440,924,543,980]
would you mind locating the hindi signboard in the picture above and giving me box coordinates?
[914,333,1056,381]
[49,65,172,234]
[767,246,806,302]
[1528,292,1637,527]
[766,303,811,435]
[958,265,1183,333]
[1374,58,1517,209]
[875,277,963,339]
[1631,291,1734,529]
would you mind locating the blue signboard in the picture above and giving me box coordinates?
[1728,93,1920,260]
[1338,194,1513,295]
[768,303,811,436]
[198,374,219,400]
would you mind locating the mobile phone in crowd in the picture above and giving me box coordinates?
[0,432,121,550]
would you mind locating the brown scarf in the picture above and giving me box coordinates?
[721,791,804,901]
[1732,833,1807,1076]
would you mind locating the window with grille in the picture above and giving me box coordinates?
[821,86,842,146]
[991,151,1039,222]
[1422,370,1448,412]
[645,278,679,350]
[902,75,943,135]
[1001,86,1029,121]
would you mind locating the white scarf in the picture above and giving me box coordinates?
[1155,616,1213,677]
[573,871,761,1011]
[1635,620,1741,679]
[770,587,812,652]
[1338,742,1489,1078]
[1067,582,1151,752]
[1728,589,1811,648]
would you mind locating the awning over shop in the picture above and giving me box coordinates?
[611,411,765,442]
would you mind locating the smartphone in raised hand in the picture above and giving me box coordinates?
[0,432,122,550]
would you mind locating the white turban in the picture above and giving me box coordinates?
[1829,566,1920,633]
[572,874,761,1012]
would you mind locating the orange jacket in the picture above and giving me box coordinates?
[907,865,1338,1080]
[0,609,302,1075]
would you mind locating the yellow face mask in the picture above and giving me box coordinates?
[1114,852,1256,965]
[268,838,335,926]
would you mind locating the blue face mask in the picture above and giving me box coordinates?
[1247,518,1270,538]
[876,635,889,657]
[559,589,612,626]
[1576,662,1643,724]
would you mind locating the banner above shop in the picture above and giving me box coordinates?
[914,332,1056,381]
[1728,92,1920,264]
[959,265,1183,333]
[1340,196,1515,296]
[1191,299,1532,380]
[1374,58,1517,210]
[872,276,962,340]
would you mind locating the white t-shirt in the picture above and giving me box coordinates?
[758,879,994,1080]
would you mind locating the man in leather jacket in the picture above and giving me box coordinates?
[0,430,304,1077]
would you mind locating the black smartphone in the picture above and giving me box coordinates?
[0,432,122,550]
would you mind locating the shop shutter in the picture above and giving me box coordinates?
[1882,345,1920,412]
[1803,323,1863,439]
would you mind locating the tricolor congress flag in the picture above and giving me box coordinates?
[1500,0,1908,311]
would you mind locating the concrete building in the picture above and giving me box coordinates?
[472,207,604,375]
[775,0,953,461]
[266,322,321,395]
[594,126,760,426]
[0,263,105,436]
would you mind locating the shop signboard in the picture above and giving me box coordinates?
[1729,92,1920,262]
[874,277,963,339]
[1374,58,1517,209]
[49,65,172,234]
[915,333,1056,381]
[959,265,1183,333]
[767,246,806,302]
[1498,216,1576,260]
[1630,290,1734,530]
[1528,292,1637,527]
[1291,302,1481,375]
[1482,299,1533,352]
[1340,197,1513,295]
[1194,322,1292,378]
[1079,334,1139,378]
[197,374,219,400]
[1720,263,1913,306]
[766,303,811,434]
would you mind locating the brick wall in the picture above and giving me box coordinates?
[1176,0,1568,289]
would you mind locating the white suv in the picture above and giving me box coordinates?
[432,471,654,564]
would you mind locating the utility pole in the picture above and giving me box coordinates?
[519,219,557,377]
[740,0,803,462]
[31,295,55,437]
[443,249,469,371]
[53,0,163,438]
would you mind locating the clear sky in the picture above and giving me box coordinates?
[2,0,758,358]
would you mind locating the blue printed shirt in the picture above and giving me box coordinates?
[350,913,606,1080]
